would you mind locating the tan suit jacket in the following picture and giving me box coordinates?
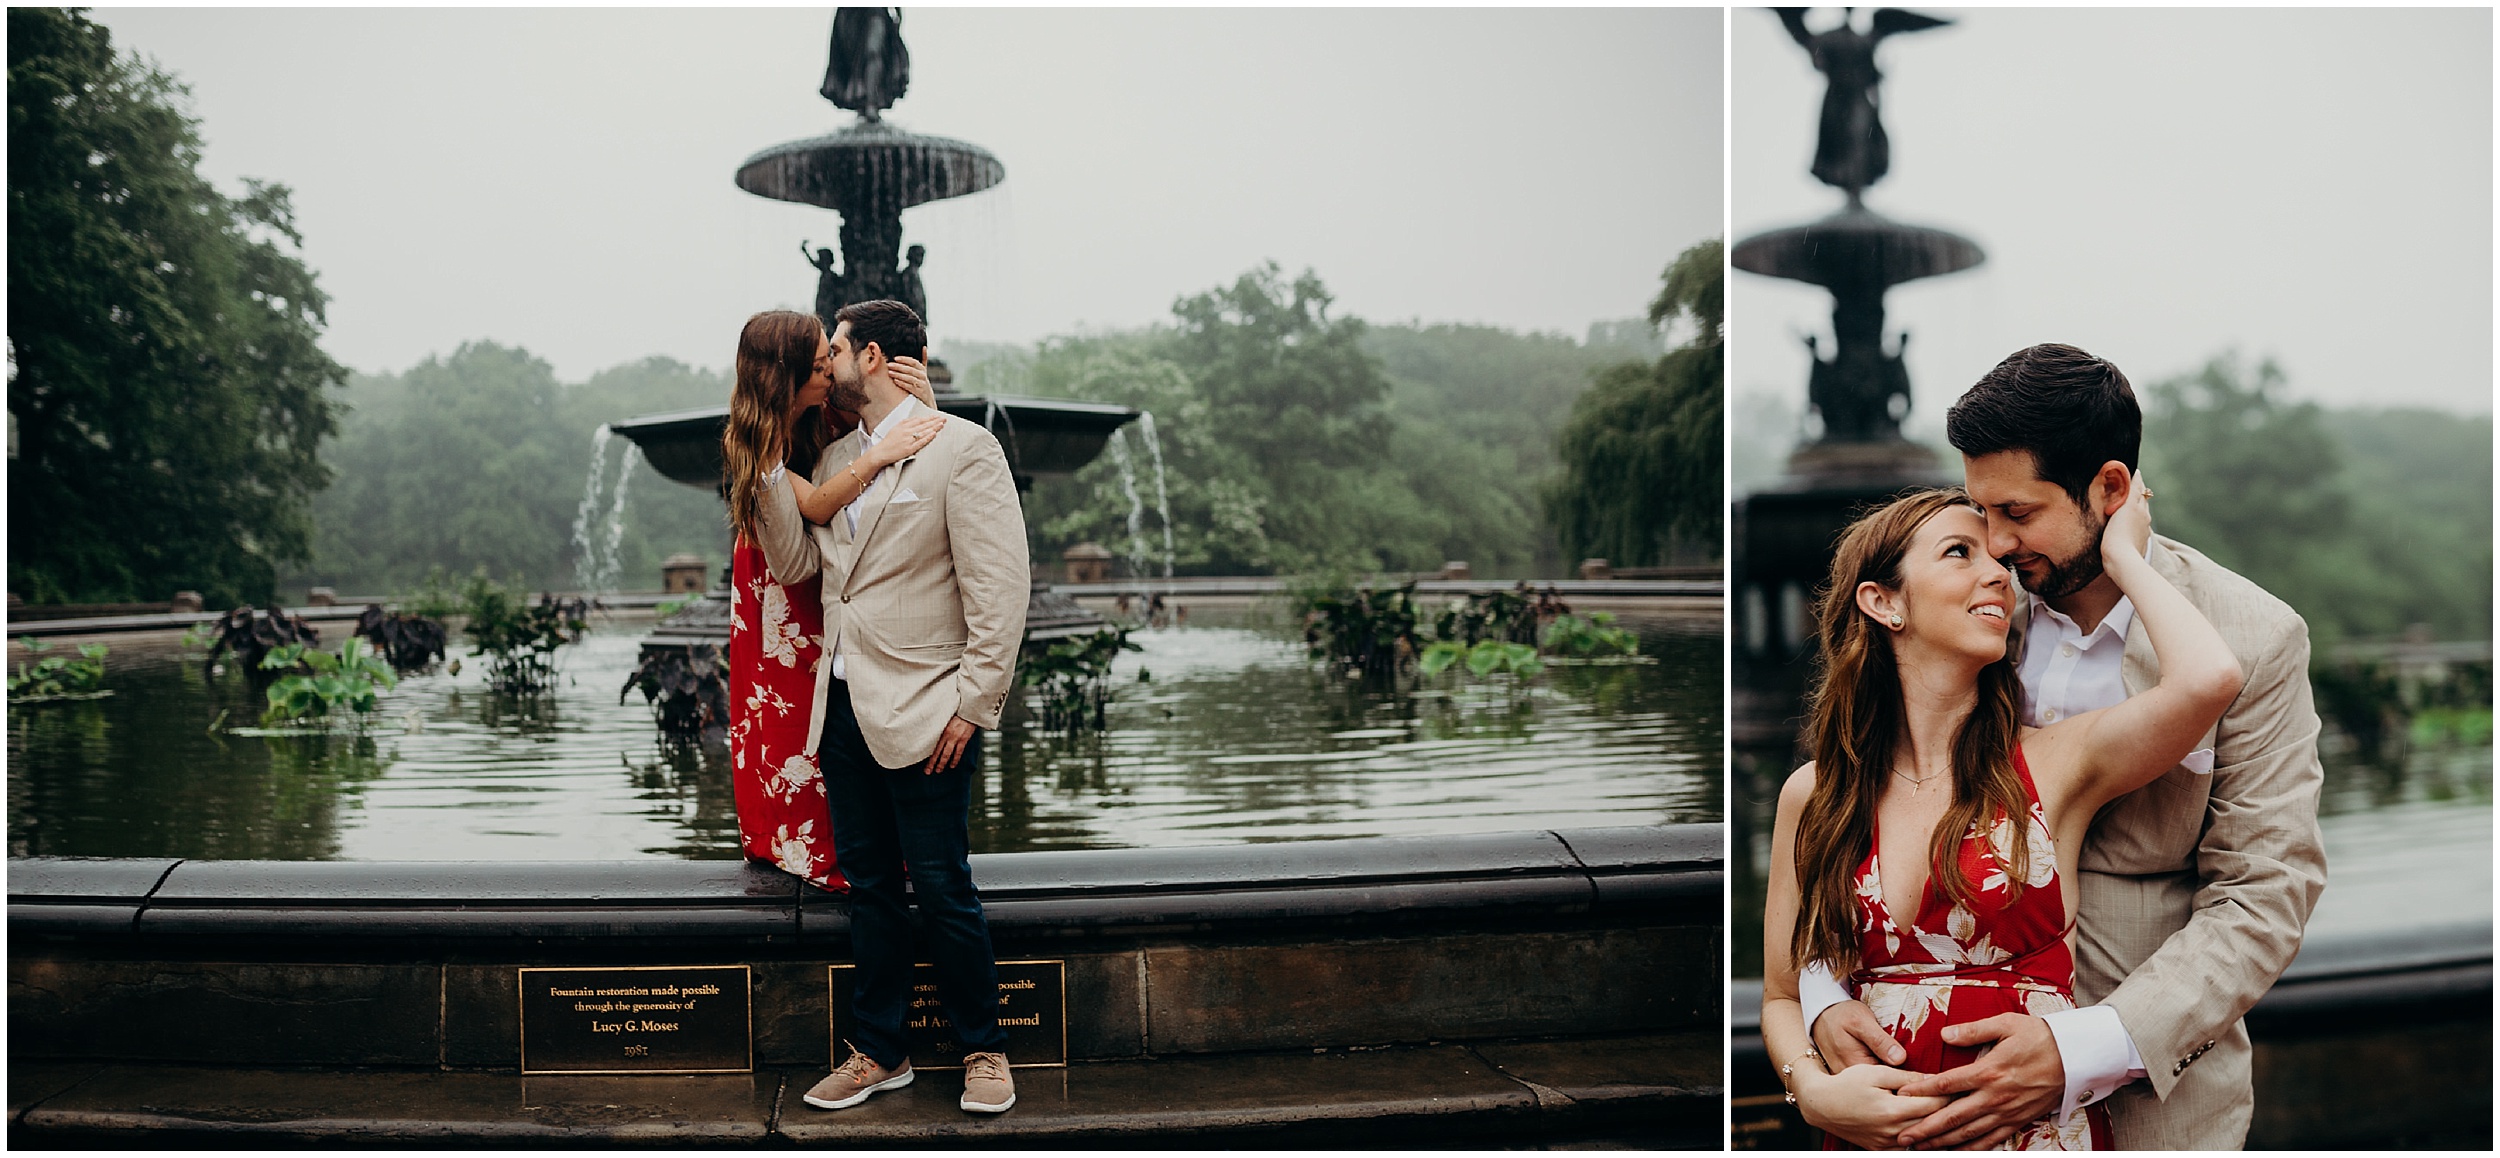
[755,409,1029,769]
[2023,535,2327,1149]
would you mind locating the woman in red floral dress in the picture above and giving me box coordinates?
[718,310,939,889]
[1758,484,2242,1150]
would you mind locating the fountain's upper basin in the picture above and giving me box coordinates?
[611,396,1138,490]
[1733,205,1984,290]
[735,119,1004,212]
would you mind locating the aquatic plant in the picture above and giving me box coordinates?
[620,643,728,736]
[1432,583,1567,648]
[1296,582,1424,683]
[1018,628,1143,733]
[1418,639,1543,681]
[457,573,588,693]
[1542,612,1642,659]
[258,637,397,727]
[355,604,449,671]
[9,638,110,701]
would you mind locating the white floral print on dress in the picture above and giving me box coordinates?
[759,584,806,667]
[764,751,819,802]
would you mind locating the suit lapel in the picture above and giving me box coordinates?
[2118,537,2181,697]
[842,455,908,592]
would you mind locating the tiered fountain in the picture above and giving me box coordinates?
[1728,6,1980,768]
[611,7,1132,660]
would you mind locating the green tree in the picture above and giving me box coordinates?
[8,8,344,606]
[2142,357,2491,642]
[306,344,577,592]
[295,350,737,597]
[1547,238,1724,567]
[1166,263,1429,573]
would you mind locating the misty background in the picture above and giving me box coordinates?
[1731,7,2492,643]
[79,7,1721,598]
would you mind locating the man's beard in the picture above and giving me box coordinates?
[827,356,869,413]
[2018,506,2109,600]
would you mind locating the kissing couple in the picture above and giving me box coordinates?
[1761,344,2327,1149]
[720,300,1029,1116]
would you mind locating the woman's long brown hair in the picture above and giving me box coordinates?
[1790,488,2030,975]
[723,310,833,547]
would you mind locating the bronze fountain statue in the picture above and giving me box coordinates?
[1777,7,1951,204]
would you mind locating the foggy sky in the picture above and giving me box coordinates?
[94,7,1722,382]
[1732,7,2492,435]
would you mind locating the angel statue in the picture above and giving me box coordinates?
[822,7,910,121]
[1774,8,1951,199]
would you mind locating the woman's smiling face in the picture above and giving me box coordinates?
[1880,504,2016,665]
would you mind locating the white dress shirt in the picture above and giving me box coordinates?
[1797,564,2224,1124]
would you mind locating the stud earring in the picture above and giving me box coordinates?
[1888,614,1904,629]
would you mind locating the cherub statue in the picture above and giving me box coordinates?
[801,241,847,327]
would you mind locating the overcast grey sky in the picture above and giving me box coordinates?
[96,7,1722,381]
[1733,7,2492,437]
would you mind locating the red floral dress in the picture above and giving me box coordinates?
[1835,748,2110,1151]
[727,536,843,890]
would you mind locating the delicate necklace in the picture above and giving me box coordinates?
[1892,766,1944,789]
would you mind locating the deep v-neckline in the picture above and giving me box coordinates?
[1869,833,1941,932]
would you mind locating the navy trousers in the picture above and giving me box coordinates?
[819,679,1005,1068]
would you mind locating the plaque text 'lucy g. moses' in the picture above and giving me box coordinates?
[519,965,753,1074]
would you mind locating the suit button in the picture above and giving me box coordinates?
[841,595,851,604]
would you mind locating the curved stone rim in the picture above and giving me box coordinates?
[734,121,1006,211]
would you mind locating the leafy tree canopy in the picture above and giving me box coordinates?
[990,264,1653,578]
[300,347,732,596]
[1547,238,1724,568]
[9,8,345,606]
[2142,356,2490,642]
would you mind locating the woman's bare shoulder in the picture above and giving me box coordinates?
[1779,763,1820,810]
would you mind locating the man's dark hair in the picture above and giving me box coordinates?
[833,299,926,366]
[1944,343,2141,507]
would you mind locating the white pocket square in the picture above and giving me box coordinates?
[891,487,923,503]
[2181,748,2215,776]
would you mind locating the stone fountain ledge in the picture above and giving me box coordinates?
[9,827,1719,1146]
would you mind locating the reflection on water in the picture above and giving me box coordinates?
[1729,730,2494,978]
[979,621,1720,851]
[7,613,1719,861]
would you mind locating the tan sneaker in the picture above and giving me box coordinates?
[959,1050,1016,1113]
[803,1042,913,1110]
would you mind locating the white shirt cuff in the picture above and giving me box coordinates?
[2040,1004,2148,1122]
[1796,961,1855,1039]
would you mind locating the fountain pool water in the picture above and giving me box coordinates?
[6,608,1720,861]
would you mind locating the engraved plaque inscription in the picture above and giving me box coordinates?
[519,965,753,1074]
[827,959,1067,1067]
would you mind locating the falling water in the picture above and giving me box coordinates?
[592,447,637,596]
[1137,411,1175,583]
[567,425,639,596]
[569,426,615,592]
[1106,428,1153,611]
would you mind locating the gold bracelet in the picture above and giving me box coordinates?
[847,461,870,490]
[1778,1048,1824,1106]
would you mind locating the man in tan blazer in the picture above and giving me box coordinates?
[757,299,1029,1116]
[1804,344,2327,1149]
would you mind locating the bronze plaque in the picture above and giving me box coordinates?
[827,959,1066,1068]
[518,965,752,1074]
